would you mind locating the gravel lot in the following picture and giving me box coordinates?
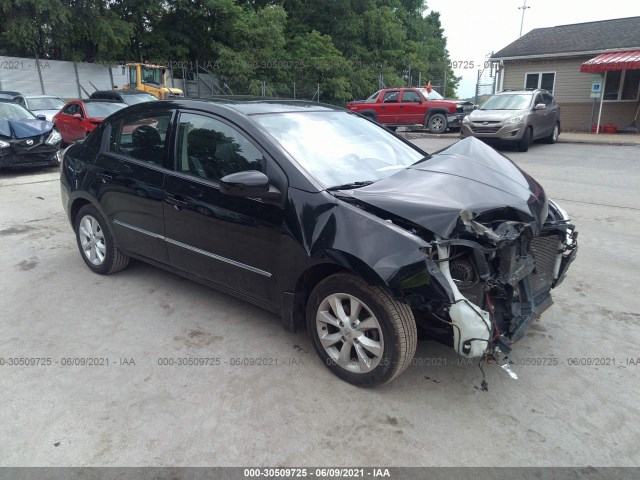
[1,139,639,467]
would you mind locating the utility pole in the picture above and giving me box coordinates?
[518,0,530,38]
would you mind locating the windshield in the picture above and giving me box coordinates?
[0,102,35,119]
[141,67,163,85]
[365,90,380,102]
[418,88,443,100]
[481,94,532,110]
[27,97,65,111]
[253,111,426,188]
[126,94,158,105]
[84,102,126,118]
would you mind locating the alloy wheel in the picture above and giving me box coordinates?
[315,293,384,373]
[78,215,106,266]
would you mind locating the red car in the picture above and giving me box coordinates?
[53,100,126,144]
[346,87,470,133]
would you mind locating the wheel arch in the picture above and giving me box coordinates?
[425,108,449,120]
[281,251,389,332]
[357,110,378,122]
[68,194,123,249]
[70,196,94,226]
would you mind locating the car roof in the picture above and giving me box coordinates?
[79,99,125,104]
[497,89,551,95]
[92,90,152,96]
[186,98,342,115]
[104,98,343,120]
[23,94,63,99]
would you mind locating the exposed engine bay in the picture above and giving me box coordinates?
[421,200,577,387]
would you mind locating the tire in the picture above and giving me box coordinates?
[426,113,448,134]
[544,122,559,144]
[306,273,417,386]
[517,126,532,152]
[74,204,129,275]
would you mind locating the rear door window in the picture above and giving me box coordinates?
[109,111,173,167]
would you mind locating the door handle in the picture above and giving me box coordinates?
[165,195,189,210]
[96,172,112,183]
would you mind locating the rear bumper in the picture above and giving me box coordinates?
[447,113,467,129]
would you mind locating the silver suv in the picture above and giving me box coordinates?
[460,89,560,152]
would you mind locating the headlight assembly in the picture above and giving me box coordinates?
[46,129,62,145]
[506,115,523,124]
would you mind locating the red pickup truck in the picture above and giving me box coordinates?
[346,87,473,134]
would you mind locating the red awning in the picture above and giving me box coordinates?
[580,50,640,72]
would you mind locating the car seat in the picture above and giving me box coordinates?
[131,125,163,164]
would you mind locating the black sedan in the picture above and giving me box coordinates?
[60,99,577,386]
[0,101,62,168]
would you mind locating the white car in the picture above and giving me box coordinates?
[13,94,67,122]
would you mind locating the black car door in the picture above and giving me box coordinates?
[92,108,174,263]
[162,111,285,304]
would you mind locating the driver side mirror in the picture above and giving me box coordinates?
[534,103,546,110]
[36,114,47,121]
[73,113,82,119]
[220,170,281,203]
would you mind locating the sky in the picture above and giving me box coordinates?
[425,0,640,98]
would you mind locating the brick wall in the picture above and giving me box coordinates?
[560,101,638,131]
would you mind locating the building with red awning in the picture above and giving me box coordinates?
[490,17,640,132]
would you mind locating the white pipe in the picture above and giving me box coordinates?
[596,71,607,135]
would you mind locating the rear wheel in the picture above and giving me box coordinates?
[517,126,532,152]
[426,113,447,134]
[306,273,417,386]
[544,122,559,144]
[74,205,129,275]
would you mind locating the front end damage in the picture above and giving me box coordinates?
[425,200,577,362]
[327,137,578,383]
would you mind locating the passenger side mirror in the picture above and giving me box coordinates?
[36,114,47,121]
[534,103,546,110]
[220,170,281,202]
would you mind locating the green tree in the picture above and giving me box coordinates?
[0,0,460,101]
[0,0,70,58]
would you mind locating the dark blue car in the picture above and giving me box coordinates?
[0,100,62,168]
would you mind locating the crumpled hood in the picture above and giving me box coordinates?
[0,117,53,139]
[346,137,547,238]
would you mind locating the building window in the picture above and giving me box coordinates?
[604,69,640,101]
[524,72,555,93]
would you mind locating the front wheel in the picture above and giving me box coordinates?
[306,273,417,386]
[74,204,130,275]
[426,113,448,134]
[517,126,532,152]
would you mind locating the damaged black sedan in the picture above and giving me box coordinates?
[0,101,61,168]
[60,99,577,386]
